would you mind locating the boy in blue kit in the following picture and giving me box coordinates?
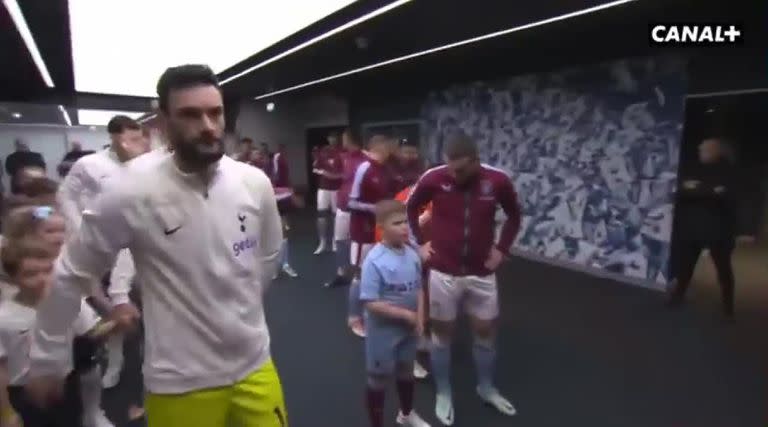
[359,200,430,427]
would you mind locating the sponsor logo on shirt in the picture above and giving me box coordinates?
[233,236,258,257]
[649,23,743,46]
[383,280,419,293]
[440,183,453,192]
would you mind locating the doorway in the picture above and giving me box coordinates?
[306,126,346,209]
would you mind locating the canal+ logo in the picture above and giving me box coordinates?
[650,23,743,46]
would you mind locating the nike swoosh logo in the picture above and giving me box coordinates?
[164,226,181,235]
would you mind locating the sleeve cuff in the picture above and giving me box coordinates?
[109,293,132,307]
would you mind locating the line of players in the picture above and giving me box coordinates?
[236,139,299,278]
[237,129,523,426]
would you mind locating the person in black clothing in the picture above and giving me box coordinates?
[5,139,46,194]
[668,137,737,317]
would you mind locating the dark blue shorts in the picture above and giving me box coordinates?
[365,324,417,375]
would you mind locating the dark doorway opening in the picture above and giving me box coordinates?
[671,91,768,326]
[676,93,768,238]
[306,126,346,209]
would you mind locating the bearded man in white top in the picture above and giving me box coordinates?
[26,64,286,427]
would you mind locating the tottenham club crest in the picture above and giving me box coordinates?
[480,180,493,196]
[238,213,246,232]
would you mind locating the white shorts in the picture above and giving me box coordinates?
[350,241,374,267]
[428,269,498,322]
[334,209,350,241]
[317,189,338,212]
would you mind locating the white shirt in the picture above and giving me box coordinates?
[31,155,283,394]
[57,149,133,304]
[57,149,123,231]
[106,147,173,303]
[0,236,15,301]
[0,298,98,385]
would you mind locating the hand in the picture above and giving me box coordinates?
[404,311,419,329]
[713,185,726,194]
[418,242,434,262]
[415,316,425,337]
[24,375,65,408]
[484,246,505,271]
[418,210,432,227]
[109,303,141,334]
[682,180,699,190]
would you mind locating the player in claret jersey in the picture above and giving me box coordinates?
[346,135,396,337]
[312,132,344,254]
[406,134,522,425]
[324,129,367,288]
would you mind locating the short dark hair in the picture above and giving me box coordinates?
[156,64,220,112]
[107,115,141,135]
[375,199,406,224]
[444,133,478,161]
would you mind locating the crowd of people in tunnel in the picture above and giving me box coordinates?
[0,62,739,427]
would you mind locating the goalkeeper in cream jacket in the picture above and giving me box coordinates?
[27,64,287,427]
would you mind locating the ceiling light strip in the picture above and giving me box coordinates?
[254,0,636,100]
[221,0,413,85]
[138,113,157,124]
[58,105,72,126]
[3,0,55,88]
[686,87,768,99]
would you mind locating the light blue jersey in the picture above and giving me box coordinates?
[359,243,422,328]
[359,242,423,375]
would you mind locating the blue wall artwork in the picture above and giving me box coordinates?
[421,57,687,287]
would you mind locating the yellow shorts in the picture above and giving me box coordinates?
[145,358,287,427]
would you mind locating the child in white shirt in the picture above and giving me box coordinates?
[0,207,115,427]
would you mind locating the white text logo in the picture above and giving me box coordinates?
[650,24,743,45]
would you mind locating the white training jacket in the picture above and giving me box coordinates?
[31,155,283,394]
[57,149,123,231]
[106,148,172,302]
[57,149,134,304]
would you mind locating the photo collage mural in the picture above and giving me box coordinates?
[421,57,687,287]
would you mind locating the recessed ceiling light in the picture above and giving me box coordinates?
[266,102,275,112]
[11,112,22,119]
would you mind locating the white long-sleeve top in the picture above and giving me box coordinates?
[105,147,172,304]
[31,155,283,394]
[57,149,134,304]
[57,149,123,232]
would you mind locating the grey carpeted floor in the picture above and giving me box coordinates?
[104,214,766,427]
